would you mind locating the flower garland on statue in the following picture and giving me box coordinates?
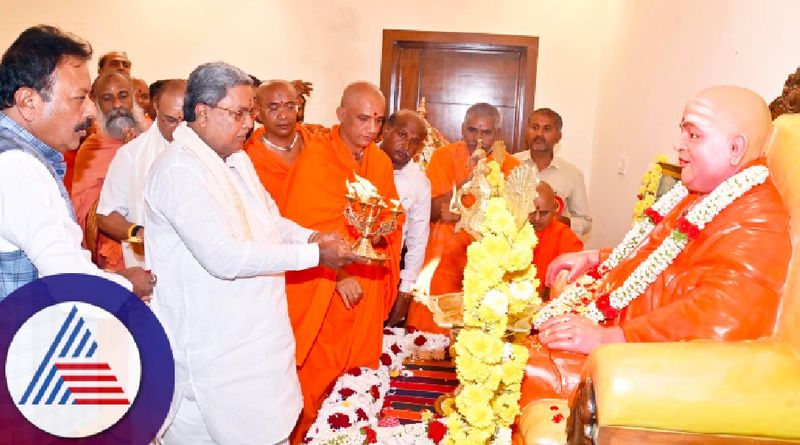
[632,154,669,223]
[534,165,769,327]
[446,161,541,445]
[305,327,450,445]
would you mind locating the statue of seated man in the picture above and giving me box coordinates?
[517,86,792,430]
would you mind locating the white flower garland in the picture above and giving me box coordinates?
[534,165,769,327]
[305,328,450,444]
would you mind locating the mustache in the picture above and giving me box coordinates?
[74,118,93,132]
[106,107,134,124]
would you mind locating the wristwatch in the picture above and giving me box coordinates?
[127,224,144,243]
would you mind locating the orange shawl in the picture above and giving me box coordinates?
[280,125,404,366]
[533,220,583,294]
[70,133,124,271]
[243,124,313,207]
[520,163,791,405]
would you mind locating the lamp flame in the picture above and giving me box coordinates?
[411,256,441,303]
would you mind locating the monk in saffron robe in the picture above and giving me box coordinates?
[71,71,144,270]
[517,87,792,428]
[281,82,404,443]
[244,80,312,206]
[406,103,519,334]
[530,181,583,301]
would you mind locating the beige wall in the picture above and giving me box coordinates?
[4,0,799,249]
[588,0,800,248]
[1,0,618,189]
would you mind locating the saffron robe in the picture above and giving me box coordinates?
[519,166,791,409]
[533,220,583,295]
[243,124,313,207]
[280,126,404,442]
[70,133,124,271]
[405,141,520,334]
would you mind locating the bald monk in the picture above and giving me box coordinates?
[517,87,791,438]
[530,181,583,301]
[281,82,403,443]
[71,71,145,270]
[243,80,312,205]
[405,103,520,334]
[132,78,152,119]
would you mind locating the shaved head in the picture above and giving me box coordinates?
[340,81,384,108]
[336,81,386,153]
[536,181,556,207]
[256,80,297,105]
[256,79,301,141]
[677,85,771,193]
[529,181,557,231]
[132,78,150,116]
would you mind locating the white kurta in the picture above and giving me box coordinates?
[97,123,169,268]
[393,161,431,292]
[144,125,319,444]
[0,150,131,289]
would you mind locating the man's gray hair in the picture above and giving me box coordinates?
[464,102,502,129]
[183,62,253,122]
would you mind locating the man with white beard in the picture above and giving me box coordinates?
[71,71,147,271]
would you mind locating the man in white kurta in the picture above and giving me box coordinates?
[380,110,431,325]
[97,80,186,268]
[144,63,355,445]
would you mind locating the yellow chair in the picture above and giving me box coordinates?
[566,113,800,444]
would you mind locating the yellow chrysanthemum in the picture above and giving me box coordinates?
[462,402,494,428]
[459,330,503,364]
[459,383,493,407]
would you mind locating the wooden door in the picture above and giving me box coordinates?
[380,30,538,152]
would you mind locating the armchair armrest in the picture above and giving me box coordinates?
[584,341,800,440]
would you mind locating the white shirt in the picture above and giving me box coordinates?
[97,123,169,268]
[514,151,593,238]
[0,150,131,289]
[393,161,431,292]
[144,138,319,444]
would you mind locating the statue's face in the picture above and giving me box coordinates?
[674,97,739,193]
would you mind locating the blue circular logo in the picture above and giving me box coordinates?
[0,274,174,444]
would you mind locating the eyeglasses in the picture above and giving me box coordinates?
[264,102,298,113]
[208,105,255,122]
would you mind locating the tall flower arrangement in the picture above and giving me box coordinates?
[632,154,669,223]
[445,161,541,445]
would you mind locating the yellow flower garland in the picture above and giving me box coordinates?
[632,154,669,224]
[445,161,541,445]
